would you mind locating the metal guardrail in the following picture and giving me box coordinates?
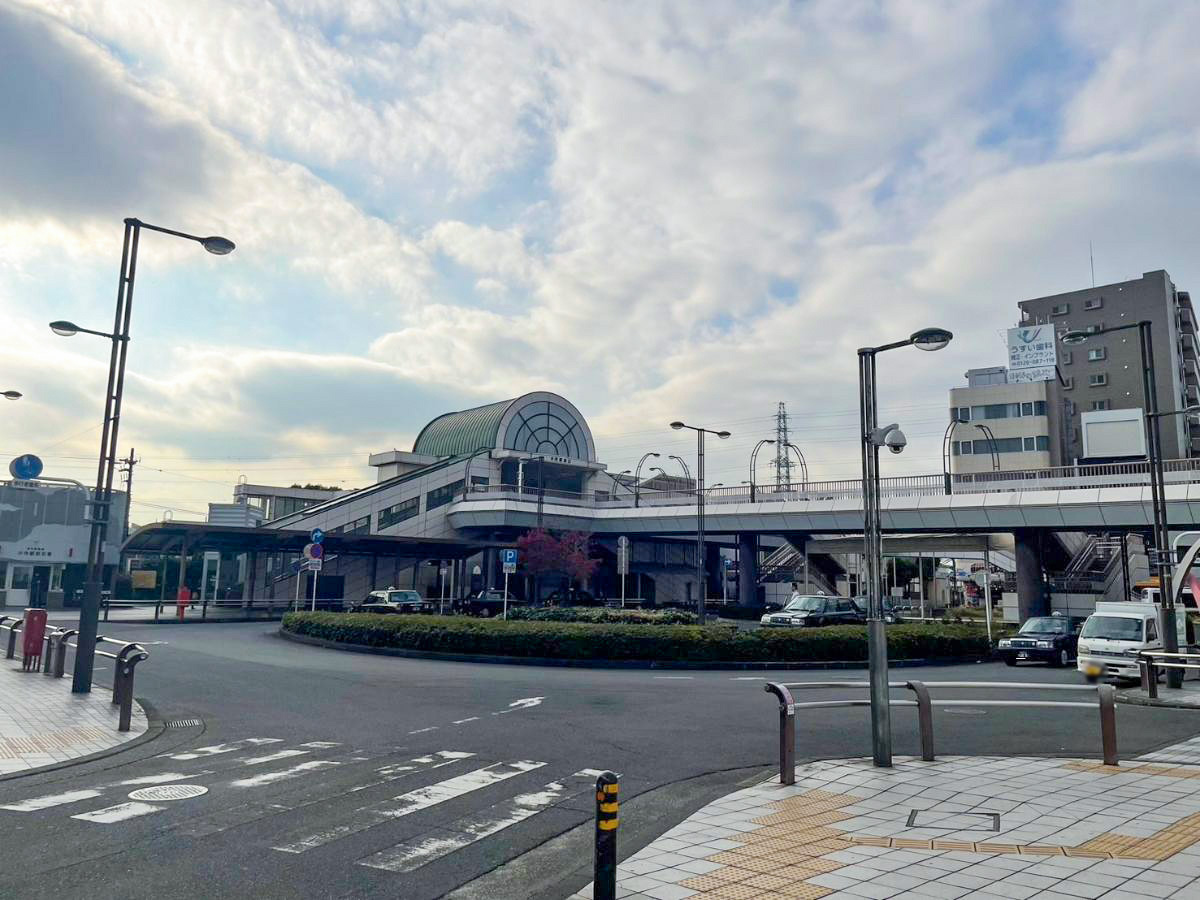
[0,616,148,732]
[763,679,1118,784]
[100,597,294,622]
[1139,651,1200,699]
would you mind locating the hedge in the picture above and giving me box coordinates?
[505,607,700,625]
[280,613,991,663]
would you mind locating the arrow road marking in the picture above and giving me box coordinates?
[273,760,545,854]
[1,790,103,812]
[229,760,341,789]
[493,697,544,714]
[72,801,164,824]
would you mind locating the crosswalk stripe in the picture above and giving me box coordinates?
[229,760,340,788]
[358,771,594,873]
[0,790,103,812]
[164,738,282,760]
[72,801,164,823]
[239,749,310,765]
[272,760,546,854]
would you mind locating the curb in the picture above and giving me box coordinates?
[1115,691,1200,710]
[0,697,165,783]
[277,627,990,671]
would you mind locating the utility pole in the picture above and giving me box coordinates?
[773,402,793,488]
[118,448,139,541]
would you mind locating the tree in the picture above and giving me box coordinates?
[515,529,600,601]
[560,531,600,584]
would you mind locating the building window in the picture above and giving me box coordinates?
[1087,347,1106,361]
[1085,322,1104,334]
[331,515,370,535]
[953,441,972,455]
[1090,400,1111,411]
[973,438,1025,454]
[1084,297,1103,310]
[1063,377,1075,390]
[1021,402,1033,417]
[1062,350,1072,365]
[1034,400,1046,415]
[1023,437,1036,451]
[953,407,970,422]
[1089,373,1108,386]
[1052,303,1070,316]
[1036,435,1050,451]
[426,479,466,511]
[378,497,419,530]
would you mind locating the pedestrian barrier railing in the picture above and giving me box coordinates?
[1139,651,1200,698]
[100,596,295,623]
[0,616,148,732]
[763,679,1118,785]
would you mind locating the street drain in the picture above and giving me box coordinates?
[907,809,999,831]
[166,719,202,728]
[128,784,208,802]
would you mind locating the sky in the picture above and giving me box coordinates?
[2,0,1199,524]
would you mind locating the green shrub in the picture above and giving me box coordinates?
[506,607,699,625]
[281,613,990,663]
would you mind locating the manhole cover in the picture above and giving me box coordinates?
[128,784,208,802]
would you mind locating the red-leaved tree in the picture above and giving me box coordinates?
[515,529,600,600]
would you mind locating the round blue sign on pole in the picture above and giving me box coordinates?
[311,528,325,544]
[8,454,43,480]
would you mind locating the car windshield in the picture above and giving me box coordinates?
[1019,617,1068,635]
[1080,616,1144,642]
[387,591,420,602]
[785,597,825,612]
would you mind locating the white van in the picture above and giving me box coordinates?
[1077,602,1163,682]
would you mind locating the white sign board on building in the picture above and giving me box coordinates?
[1081,409,1146,459]
[1006,326,1057,383]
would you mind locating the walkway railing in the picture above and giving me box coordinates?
[763,680,1118,784]
[1139,651,1200,698]
[0,616,148,732]
[459,457,1200,510]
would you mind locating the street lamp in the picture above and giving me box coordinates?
[859,326,953,767]
[786,442,809,487]
[942,418,964,494]
[610,469,632,500]
[1061,321,1181,686]
[634,452,660,507]
[670,420,732,622]
[2,391,20,400]
[669,454,692,484]
[52,217,234,694]
[749,439,775,502]
[974,423,1000,471]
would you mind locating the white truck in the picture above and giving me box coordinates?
[1077,602,1165,682]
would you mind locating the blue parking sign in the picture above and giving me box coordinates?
[501,549,518,565]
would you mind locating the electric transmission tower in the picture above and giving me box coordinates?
[773,402,793,488]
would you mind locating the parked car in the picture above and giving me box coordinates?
[1077,602,1163,681]
[997,613,1079,668]
[545,588,599,607]
[460,589,525,617]
[761,595,862,627]
[352,589,434,615]
[850,597,900,624]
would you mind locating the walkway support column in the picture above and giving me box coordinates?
[1014,529,1047,620]
[737,534,759,608]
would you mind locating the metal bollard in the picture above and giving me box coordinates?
[906,681,935,761]
[764,683,796,785]
[1144,657,1159,699]
[42,631,55,675]
[594,771,618,900]
[5,619,21,660]
[53,630,76,677]
[1098,684,1118,766]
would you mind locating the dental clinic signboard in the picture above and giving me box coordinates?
[1006,326,1057,383]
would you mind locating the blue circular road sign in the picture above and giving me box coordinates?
[311,528,325,544]
[8,454,43,480]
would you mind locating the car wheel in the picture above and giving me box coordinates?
[479,607,491,618]
[1004,657,1017,667]
[1055,649,1070,668]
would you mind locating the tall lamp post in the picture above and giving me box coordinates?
[942,418,964,494]
[1061,321,1180,687]
[974,424,1001,471]
[786,442,809,487]
[52,217,234,694]
[669,454,692,485]
[634,452,660,507]
[669,421,731,621]
[859,327,953,767]
[749,439,775,502]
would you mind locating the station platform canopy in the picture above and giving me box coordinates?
[122,522,496,559]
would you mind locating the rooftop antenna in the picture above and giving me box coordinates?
[1089,240,1095,288]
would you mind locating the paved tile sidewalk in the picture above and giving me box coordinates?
[0,656,148,776]
[573,742,1200,900]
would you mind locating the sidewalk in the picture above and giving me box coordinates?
[575,738,1200,899]
[0,655,148,777]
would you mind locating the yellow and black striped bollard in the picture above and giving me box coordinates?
[594,771,618,900]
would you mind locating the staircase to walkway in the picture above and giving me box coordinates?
[757,542,840,595]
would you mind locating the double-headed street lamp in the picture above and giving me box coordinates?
[633,452,660,507]
[669,420,731,621]
[53,217,234,694]
[749,439,775,502]
[1061,320,1181,687]
[2,391,21,401]
[859,327,953,767]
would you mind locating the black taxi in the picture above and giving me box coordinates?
[997,614,1079,667]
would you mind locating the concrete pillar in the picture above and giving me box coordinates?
[737,533,759,607]
[705,544,722,601]
[484,549,496,590]
[1014,529,1048,620]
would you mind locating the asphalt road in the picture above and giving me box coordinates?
[2,621,1198,900]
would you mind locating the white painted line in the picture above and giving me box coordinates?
[240,749,310,766]
[229,760,340,788]
[0,790,103,812]
[360,774,580,873]
[407,727,438,734]
[729,676,767,681]
[72,801,164,823]
[653,676,694,679]
[117,772,205,786]
[451,717,479,725]
[165,739,282,760]
[493,697,544,714]
[273,760,545,854]
[296,742,340,749]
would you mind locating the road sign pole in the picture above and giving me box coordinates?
[311,566,317,612]
[503,571,509,620]
[294,568,301,612]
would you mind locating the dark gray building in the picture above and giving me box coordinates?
[1018,270,1197,462]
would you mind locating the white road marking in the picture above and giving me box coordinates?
[408,726,439,734]
[729,676,767,680]
[0,790,103,812]
[296,742,340,749]
[165,738,282,760]
[117,772,206,786]
[273,760,545,854]
[493,697,544,714]
[72,801,164,823]
[653,676,694,680]
[359,772,589,873]
[451,717,479,725]
[240,749,310,765]
[229,760,340,788]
